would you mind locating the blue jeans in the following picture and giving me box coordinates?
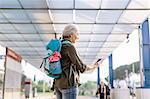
[55,87,78,99]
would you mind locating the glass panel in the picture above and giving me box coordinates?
[101,0,130,9]
[93,24,114,33]
[40,34,55,42]
[51,10,73,23]
[22,34,41,40]
[128,0,150,9]
[100,48,114,52]
[76,42,89,48]
[27,10,51,23]
[96,10,122,23]
[91,34,108,41]
[76,48,87,52]
[88,42,103,47]
[78,34,91,41]
[14,24,36,33]
[102,42,121,48]
[2,42,17,46]
[118,10,150,23]
[20,0,47,8]
[14,41,29,47]
[78,24,93,34]
[53,24,65,33]
[0,13,7,22]
[4,34,23,40]
[2,10,30,23]
[0,24,17,33]
[28,42,44,46]
[75,10,97,23]
[87,48,100,52]
[0,34,7,40]
[112,24,137,34]
[0,0,21,8]
[106,34,126,42]
[47,0,73,8]
[35,24,55,33]
[75,0,101,9]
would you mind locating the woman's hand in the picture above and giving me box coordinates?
[85,62,99,72]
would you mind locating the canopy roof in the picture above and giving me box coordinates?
[0,0,150,67]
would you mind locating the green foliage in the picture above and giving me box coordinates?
[113,61,140,80]
[79,81,97,96]
[36,80,50,92]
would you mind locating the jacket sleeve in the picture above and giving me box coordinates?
[67,45,87,73]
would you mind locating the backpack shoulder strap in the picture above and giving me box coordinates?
[61,40,72,45]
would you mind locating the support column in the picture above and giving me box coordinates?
[109,54,114,88]
[97,66,100,86]
[141,19,150,88]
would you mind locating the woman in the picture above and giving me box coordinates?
[54,24,99,99]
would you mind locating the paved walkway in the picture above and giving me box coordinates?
[78,96,98,99]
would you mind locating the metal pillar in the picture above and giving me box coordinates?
[109,54,114,88]
[141,19,150,88]
[97,66,100,86]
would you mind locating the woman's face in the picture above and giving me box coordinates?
[70,32,79,43]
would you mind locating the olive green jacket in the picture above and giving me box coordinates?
[54,41,87,89]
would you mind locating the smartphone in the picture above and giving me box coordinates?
[96,59,102,62]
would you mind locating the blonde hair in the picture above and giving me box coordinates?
[62,24,79,38]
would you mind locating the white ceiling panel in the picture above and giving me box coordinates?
[35,24,55,33]
[0,13,7,22]
[1,42,17,47]
[87,48,100,52]
[20,0,47,8]
[4,34,23,40]
[101,0,130,9]
[88,42,103,47]
[0,34,7,40]
[76,42,89,48]
[102,42,121,48]
[0,0,149,67]
[118,10,150,23]
[91,34,108,41]
[99,48,114,52]
[79,52,97,56]
[128,0,150,9]
[51,10,73,23]
[14,24,36,33]
[0,24,17,33]
[0,0,21,8]
[106,34,126,42]
[27,10,52,23]
[54,24,65,33]
[78,34,91,41]
[96,10,123,23]
[28,42,44,47]
[75,10,97,23]
[22,34,41,40]
[93,24,114,33]
[78,24,93,33]
[2,10,30,23]
[47,0,73,8]
[40,34,55,42]
[14,41,29,46]
[76,48,87,52]
[75,0,101,9]
[112,24,138,34]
